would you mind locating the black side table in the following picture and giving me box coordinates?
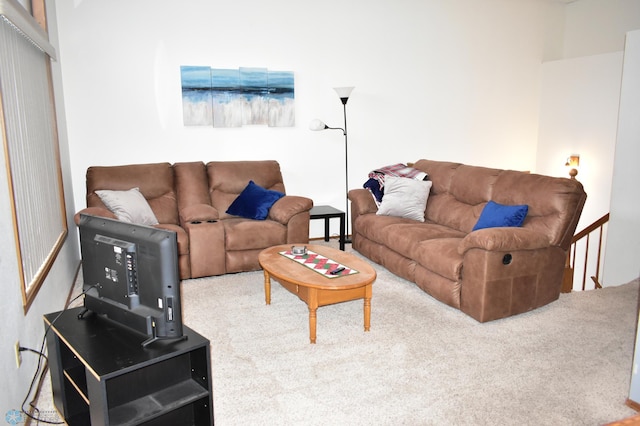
[310,205,346,250]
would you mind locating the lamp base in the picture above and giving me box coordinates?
[340,237,352,246]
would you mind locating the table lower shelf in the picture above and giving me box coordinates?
[109,379,209,426]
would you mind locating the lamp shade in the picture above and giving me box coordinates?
[309,119,327,131]
[334,86,354,99]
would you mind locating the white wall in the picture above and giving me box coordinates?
[603,30,640,287]
[536,52,623,231]
[619,30,640,405]
[564,0,640,58]
[53,0,561,239]
[0,2,79,418]
[536,0,640,289]
[538,0,640,232]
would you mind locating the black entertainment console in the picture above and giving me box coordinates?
[44,307,213,425]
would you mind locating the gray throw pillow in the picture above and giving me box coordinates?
[376,176,432,222]
[95,187,159,225]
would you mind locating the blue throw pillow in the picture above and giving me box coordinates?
[226,180,285,220]
[472,200,529,231]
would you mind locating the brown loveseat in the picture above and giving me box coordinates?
[348,159,586,322]
[74,160,313,279]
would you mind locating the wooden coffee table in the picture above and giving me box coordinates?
[258,244,377,343]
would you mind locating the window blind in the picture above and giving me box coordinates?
[0,3,67,312]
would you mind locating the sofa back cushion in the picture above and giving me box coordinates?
[492,170,586,250]
[85,162,179,225]
[206,160,286,220]
[418,161,499,233]
[412,159,586,250]
[173,162,211,208]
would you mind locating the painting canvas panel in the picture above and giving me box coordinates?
[181,66,213,126]
[240,67,269,126]
[211,68,241,128]
[267,70,295,127]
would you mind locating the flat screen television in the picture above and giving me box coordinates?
[78,214,184,346]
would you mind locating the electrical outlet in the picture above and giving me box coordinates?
[14,341,21,368]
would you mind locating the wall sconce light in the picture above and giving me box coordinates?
[565,155,580,179]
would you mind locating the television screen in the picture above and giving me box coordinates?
[78,214,184,346]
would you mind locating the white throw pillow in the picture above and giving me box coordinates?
[95,187,159,225]
[376,176,432,222]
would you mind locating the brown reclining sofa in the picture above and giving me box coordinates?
[74,160,313,279]
[348,159,587,322]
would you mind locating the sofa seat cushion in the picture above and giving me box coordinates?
[381,222,465,262]
[353,213,418,244]
[413,238,464,281]
[223,218,286,251]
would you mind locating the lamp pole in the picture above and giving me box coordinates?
[339,94,351,245]
[309,86,354,247]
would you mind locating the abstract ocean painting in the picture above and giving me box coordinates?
[181,66,294,127]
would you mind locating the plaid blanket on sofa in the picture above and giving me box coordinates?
[363,163,429,203]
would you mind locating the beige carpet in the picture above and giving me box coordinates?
[36,243,640,425]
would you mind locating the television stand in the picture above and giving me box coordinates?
[141,329,189,348]
[75,306,188,348]
[44,306,213,425]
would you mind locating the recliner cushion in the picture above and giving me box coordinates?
[382,222,465,260]
[86,162,178,225]
[223,218,287,250]
[413,238,464,281]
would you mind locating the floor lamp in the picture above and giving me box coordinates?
[310,86,355,246]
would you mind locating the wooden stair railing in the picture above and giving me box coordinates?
[562,213,610,293]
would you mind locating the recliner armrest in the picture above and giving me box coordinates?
[74,207,117,225]
[458,227,551,255]
[179,204,219,225]
[268,195,313,225]
[348,188,378,215]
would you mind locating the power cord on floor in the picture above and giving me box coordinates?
[18,346,63,425]
[18,346,64,425]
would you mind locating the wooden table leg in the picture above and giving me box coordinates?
[308,288,318,344]
[263,270,271,305]
[364,284,372,332]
